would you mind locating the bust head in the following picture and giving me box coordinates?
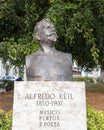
[34,18,58,46]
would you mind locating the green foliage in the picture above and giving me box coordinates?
[0,80,14,91]
[86,83,104,92]
[0,37,39,66]
[87,106,104,130]
[89,83,104,88]
[0,0,104,69]
[0,0,25,41]
[46,0,104,69]
[73,76,94,83]
[0,110,12,130]
[0,0,47,66]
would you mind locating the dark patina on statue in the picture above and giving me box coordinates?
[26,18,72,81]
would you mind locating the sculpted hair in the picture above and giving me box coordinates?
[34,18,51,40]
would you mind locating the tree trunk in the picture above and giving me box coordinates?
[100,71,104,82]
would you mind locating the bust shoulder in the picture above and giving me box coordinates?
[26,49,72,63]
[26,50,41,61]
[55,50,72,60]
[56,50,72,56]
[26,52,37,69]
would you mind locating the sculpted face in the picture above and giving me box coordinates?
[35,19,58,44]
[40,21,57,42]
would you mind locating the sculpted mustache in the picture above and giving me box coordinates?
[47,33,58,37]
[47,34,56,36]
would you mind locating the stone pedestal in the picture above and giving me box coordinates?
[12,81,87,130]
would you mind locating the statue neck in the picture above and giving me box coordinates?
[39,41,55,53]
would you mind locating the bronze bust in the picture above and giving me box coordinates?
[26,18,72,81]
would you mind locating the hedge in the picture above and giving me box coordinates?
[0,110,12,130]
[87,106,104,130]
[73,76,94,83]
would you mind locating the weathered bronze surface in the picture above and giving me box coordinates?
[26,18,72,81]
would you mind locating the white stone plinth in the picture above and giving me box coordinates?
[12,81,87,130]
